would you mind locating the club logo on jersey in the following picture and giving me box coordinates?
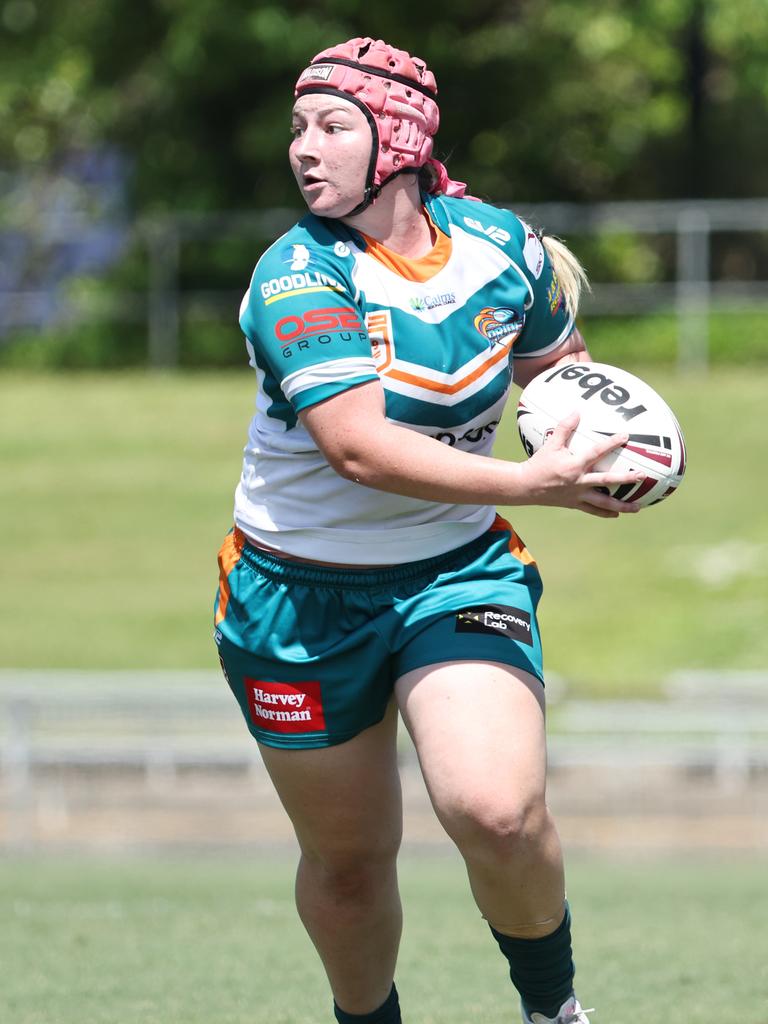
[455,605,533,645]
[275,306,366,357]
[408,291,456,312]
[282,244,311,272]
[547,271,563,315]
[246,679,326,734]
[473,306,525,347]
[333,241,351,258]
[520,220,544,279]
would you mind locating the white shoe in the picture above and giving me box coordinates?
[521,994,594,1024]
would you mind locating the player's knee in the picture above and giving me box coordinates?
[301,839,397,905]
[444,793,550,862]
[300,835,401,903]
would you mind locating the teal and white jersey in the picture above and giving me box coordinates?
[234,192,573,564]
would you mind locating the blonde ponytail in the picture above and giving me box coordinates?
[541,234,591,319]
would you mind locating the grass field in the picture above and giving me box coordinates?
[1,367,766,695]
[2,852,767,1023]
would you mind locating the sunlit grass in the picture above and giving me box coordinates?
[1,853,766,1024]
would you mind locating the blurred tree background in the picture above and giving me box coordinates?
[1,0,768,366]
[4,0,768,207]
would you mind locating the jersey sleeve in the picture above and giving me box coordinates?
[240,241,379,413]
[507,216,575,360]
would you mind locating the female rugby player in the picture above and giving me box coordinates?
[215,36,642,1024]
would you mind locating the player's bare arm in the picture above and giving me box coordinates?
[299,378,642,518]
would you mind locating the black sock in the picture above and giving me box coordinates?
[333,983,401,1024]
[490,903,575,1019]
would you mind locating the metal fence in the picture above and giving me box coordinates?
[2,669,767,851]
[4,668,767,778]
[3,198,768,371]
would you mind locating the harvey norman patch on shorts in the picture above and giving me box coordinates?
[245,679,327,734]
[455,605,533,645]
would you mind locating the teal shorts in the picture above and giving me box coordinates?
[214,515,544,750]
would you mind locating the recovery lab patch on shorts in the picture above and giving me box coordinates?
[454,605,533,645]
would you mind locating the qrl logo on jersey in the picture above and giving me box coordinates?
[365,310,394,372]
[275,306,364,345]
[246,679,326,734]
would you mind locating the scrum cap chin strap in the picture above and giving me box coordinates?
[294,84,413,217]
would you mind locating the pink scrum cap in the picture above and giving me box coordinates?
[294,37,472,215]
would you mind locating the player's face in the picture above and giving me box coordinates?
[290,95,371,218]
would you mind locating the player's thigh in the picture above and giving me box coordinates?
[257,697,402,864]
[394,661,547,835]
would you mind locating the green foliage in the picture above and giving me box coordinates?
[572,233,667,285]
[0,321,148,369]
[3,0,768,211]
[4,2,768,369]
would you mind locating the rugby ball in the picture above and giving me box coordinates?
[517,362,686,507]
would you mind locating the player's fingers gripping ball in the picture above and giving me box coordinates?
[517,362,687,508]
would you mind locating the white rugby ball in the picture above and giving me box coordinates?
[517,361,686,507]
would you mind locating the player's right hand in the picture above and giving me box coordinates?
[518,411,645,518]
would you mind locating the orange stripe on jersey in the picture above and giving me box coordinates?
[384,337,512,395]
[491,513,536,566]
[215,528,246,626]
[360,214,452,283]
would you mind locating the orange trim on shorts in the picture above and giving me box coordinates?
[491,513,536,566]
[215,528,246,626]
